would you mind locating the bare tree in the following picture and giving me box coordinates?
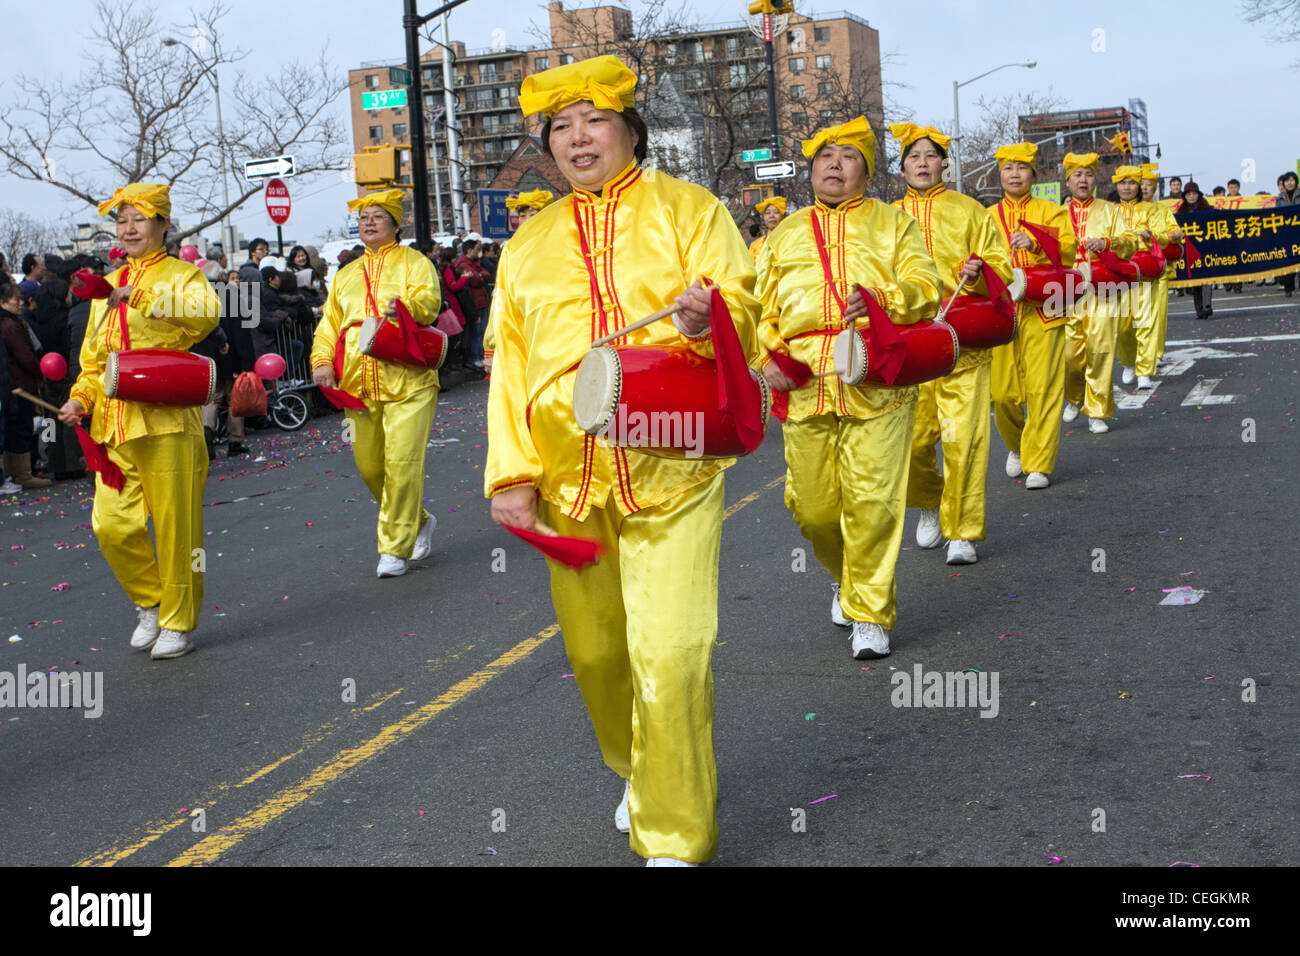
[0,0,350,242]
[0,210,70,273]
[957,89,1068,200]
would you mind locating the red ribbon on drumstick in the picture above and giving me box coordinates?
[12,388,125,491]
[71,269,114,300]
[323,326,368,410]
[1182,236,1201,275]
[706,285,764,452]
[504,522,606,570]
[859,285,907,386]
[1020,221,1062,270]
[978,260,1017,321]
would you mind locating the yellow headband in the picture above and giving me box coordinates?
[1063,152,1099,175]
[1140,163,1159,181]
[98,183,172,219]
[802,116,877,177]
[995,143,1037,171]
[347,188,405,224]
[505,189,554,212]
[889,122,951,155]
[754,197,787,215]
[519,54,637,119]
[1111,166,1142,184]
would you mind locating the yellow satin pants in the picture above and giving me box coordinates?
[783,402,915,628]
[907,362,990,541]
[992,312,1065,475]
[1117,279,1165,376]
[92,430,207,632]
[347,386,438,558]
[1064,291,1120,419]
[540,474,725,864]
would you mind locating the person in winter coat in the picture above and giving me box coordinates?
[0,281,50,488]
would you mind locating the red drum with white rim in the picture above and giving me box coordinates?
[941,296,1018,350]
[832,320,958,388]
[572,344,770,460]
[357,314,448,370]
[104,348,216,406]
[1016,265,1088,303]
[1131,249,1167,278]
[1080,258,1139,288]
[1161,242,1185,262]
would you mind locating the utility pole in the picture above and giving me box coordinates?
[748,1,789,194]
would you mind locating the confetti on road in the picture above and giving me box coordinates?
[1118,691,1132,699]
[995,632,1019,640]
[478,847,498,855]
[50,582,70,591]
[8,635,20,643]
[1044,853,1063,865]
[804,713,816,720]
[808,795,838,805]
[1177,774,1212,781]
[1169,861,1200,867]
[1160,587,1206,606]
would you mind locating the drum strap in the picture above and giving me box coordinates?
[115,268,132,350]
[572,201,610,341]
[809,209,849,319]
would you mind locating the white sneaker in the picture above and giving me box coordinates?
[830,585,851,628]
[130,605,161,650]
[946,539,977,565]
[0,478,21,495]
[1121,366,1136,385]
[1005,450,1022,478]
[1088,417,1110,434]
[615,780,631,833]
[850,621,891,660]
[646,857,696,867]
[410,513,438,561]
[1062,402,1079,423]
[377,554,408,578]
[915,509,942,549]
[1136,375,1154,390]
[1025,472,1050,490]
[150,629,193,660]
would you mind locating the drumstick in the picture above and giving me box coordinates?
[590,303,684,348]
[937,275,969,320]
[532,519,560,538]
[12,388,66,416]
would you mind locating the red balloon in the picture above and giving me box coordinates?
[41,352,68,381]
[254,353,287,379]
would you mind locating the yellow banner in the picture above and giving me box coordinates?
[1161,194,1277,210]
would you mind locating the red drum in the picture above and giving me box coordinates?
[1131,250,1166,278]
[1161,242,1185,262]
[357,314,448,370]
[832,320,958,388]
[941,296,1018,349]
[572,344,770,460]
[105,348,216,406]
[1015,265,1088,303]
[1080,258,1138,288]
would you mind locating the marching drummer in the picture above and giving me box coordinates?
[57,183,220,660]
[1060,152,1139,434]
[748,196,787,262]
[1123,163,1183,391]
[310,189,442,579]
[484,54,759,866]
[988,143,1076,490]
[757,117,942,659]
[1112,164,1174,391]
[890,123,1014,566]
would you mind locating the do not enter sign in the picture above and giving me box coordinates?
[265,178,291,225]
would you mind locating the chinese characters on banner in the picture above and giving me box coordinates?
[1170,206,1300,288]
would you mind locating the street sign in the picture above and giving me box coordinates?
[477,188,514,241]
[741,148,772,163]
[265,178,291,226]
[754,160,796,180]
[1031,182,1061,204]
[362,89,408,110]
[244,154,295,180]
[389,66,412,86]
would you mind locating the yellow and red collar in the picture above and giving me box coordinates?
[573,160,643,203]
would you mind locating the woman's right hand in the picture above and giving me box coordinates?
[312,365,337,390]
[490,485,538,531]
[58,399,85,426]
[763,362,797,392]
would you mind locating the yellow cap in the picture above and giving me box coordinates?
[889,122,952,155]
[1111,166,1142,184]
[754,196,787,215]
[98,183,172,219]
[1063,152,1099,175]
[1140,163,1159,181]
[801,116,877,177]
[347,188,405,223]
[995,143,1037,171]
[505,189,555,212]
[519,54,637,119]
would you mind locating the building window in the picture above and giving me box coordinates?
[687,69,704,89]
[727,36,740,58]
[814,26,830,43]
[365,74,379,89]
[368,125,383,140]
[816,54,832,70]
[820,109,835,123]
[535,56,550,71]
[789,57,805,74]
[393,124,407,140]
[818,81,834,98]
[560,54,575,65]
[790,84,806,100]
[792,111,808,128]
[787,28,806,52]
[480,64,498,83]
[729,63,748,87]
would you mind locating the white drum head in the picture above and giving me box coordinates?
[1077,260,1092,284]
[572,346,621,435]
[1008,267,1028,303]
[105,351,121,398]
[832,329,867,385]
[357,315,380,355]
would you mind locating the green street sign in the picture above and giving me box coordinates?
[1031,182,1061,204]
[389,66,413,86]
[741,148,773,163]
[362,89,408,110]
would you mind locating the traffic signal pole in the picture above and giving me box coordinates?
[763,14,778,171]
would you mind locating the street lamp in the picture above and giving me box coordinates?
[952,59,1036,194]
[164,36,235,264]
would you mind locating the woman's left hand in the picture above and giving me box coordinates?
[674,280,712,336]
[383,297,399,319]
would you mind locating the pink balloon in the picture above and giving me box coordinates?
[40,352,68,381]
[179,244,200,263]
[254,353,287,379]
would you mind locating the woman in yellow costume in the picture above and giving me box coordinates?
[758,117,941,658]
[484,55,759,866]
[1124,163,1182,390]
[484,189,556,370]
[988,143,1076,490]
[1113,165,1178,391]
[58,183,220,660]
[1060,152,1139,434]
[310,189,442,579]
[748,196,787,261]
[890,123,1013,566]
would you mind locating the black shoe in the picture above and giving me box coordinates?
[227,442,250,457]
[204,426,216,460]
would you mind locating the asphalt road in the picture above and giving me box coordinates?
[1,283,1295,868]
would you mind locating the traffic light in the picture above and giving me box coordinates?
[354,145,399,186]
[741,184,775,207]
[748,0,792,13]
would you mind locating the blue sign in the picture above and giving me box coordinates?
[478,188,515,241]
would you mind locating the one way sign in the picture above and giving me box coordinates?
[244,154,296,180]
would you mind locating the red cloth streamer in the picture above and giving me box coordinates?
[75,424,124,491]
[393,299,427,366]
[1182,236,1201,274]
[707,286,764,452]
[71,269,113,300]
[859,284,907,386]
[978,260,1016,321]
[770,390,789,423]
[1150,241,1166,271]
[320,386,367,410]
[1020,221,1062,269]
[765,348,813,388]
[504,524,606,570]
[1096,248,1137,278]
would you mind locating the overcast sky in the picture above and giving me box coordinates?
[3,0,1295,252]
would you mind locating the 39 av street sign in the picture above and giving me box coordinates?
[741,148,772,163]
[362,89,408,110]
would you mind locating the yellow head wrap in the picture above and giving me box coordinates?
[754,196,787,215]
[347,188,406,224]
[519,54,637,119]
[801,116,877,177]
[1140,163,1159,181]
[97,183,172,219]
[888,122,951,155]
[505,189,555,212]
[1111,165,1142,184]
[1063,152,1099,175]
[995,143,1037,171]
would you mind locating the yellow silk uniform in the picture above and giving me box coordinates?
[757,196,942,627]
[748,234,767,263]
[69,250,220,633]
[1113,199,1170,376]
[485,161,759,864]
[895,184,1013,542]
[988,195,1077,475]
[1063,197,1138,418]
[310,241,441,558]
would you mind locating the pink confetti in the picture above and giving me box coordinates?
[401,632,416,637]
[561,673,575,678]
[50,582,70,591]
[995,632,1020,640]
[860,666,872,671]
[417,810,426,815]
[1123,587,1136,592]
[1169,861,1200,867]
[1179,571,1196,576]
[808,794,838,805]
[1203,675,1215,680]
[1044,853,1063,865]
[1177,774,1211,781]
